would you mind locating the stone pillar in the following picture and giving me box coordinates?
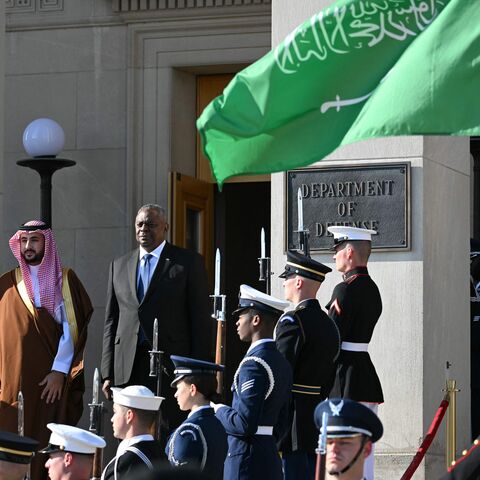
[271,2,471,478]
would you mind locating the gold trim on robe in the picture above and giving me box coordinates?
[15,267,79,346]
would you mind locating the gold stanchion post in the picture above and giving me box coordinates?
[445,378,460,468]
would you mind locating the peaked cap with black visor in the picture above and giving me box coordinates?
[170,356,224,387]
[314,398,383,476]
[232,284,289,319]
[279,250,331,282]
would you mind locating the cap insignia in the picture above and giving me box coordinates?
[329,400,344,416]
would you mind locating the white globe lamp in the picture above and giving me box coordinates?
[22,118,65,158]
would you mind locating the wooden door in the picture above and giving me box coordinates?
[169,171,214,286]
[196,74,234,183]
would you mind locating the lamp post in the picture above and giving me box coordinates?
[17,118,75,227]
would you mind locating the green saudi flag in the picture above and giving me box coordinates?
[197,0,480,187]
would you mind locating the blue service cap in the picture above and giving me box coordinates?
[279,250,331,282]
[314,398,383,443]
[170,355,224,387]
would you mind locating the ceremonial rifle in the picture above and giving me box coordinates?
[18,390,24,437]
[149,318,164,441]
[211,248,226,396]
[315,411,328,480]
[296,187,310,257]
[258,227,273,295]
[88,368,104,480]
[18,390,31,480]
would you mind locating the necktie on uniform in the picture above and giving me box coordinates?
[137,253,152,303]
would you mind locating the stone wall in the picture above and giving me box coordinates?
[3,0,271,457]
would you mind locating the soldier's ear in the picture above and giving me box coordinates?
[126,408,135,424]
[190,383,198,396]
[251,314,261,326]
[64,452,74,467]
[363,440,372,458]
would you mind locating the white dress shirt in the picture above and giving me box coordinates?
[137,241,166,290]
[29,265,73,374]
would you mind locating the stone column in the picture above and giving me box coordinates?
[271,2,471,478]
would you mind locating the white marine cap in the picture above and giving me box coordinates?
[40,424,106,455]
[327,226,377,250]
[232,284,289,317]
[111,385,163,411]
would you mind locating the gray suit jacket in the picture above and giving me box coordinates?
[101,242,212,386]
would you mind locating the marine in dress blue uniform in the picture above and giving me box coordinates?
[326,227,383,480]
[166,356,227,480]
[212,285,293,480]
[314,398,383,480]
[276,250,341,479]
[326,227,383,403]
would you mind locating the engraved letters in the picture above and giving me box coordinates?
[287,164,410,251]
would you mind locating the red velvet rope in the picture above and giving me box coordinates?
[400,398,450,480]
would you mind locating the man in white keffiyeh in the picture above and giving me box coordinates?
[0,220,93,480]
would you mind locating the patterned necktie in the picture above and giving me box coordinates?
[137,253,152,302]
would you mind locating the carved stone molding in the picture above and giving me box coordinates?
[6,0,63,13]
[112,0,270,13]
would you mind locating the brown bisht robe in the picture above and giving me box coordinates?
[0,268,92,480]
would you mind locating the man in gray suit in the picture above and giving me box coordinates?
[101,204,212,432]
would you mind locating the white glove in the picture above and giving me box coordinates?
[210,401,227,413]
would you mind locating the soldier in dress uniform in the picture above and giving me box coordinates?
[0,431,38,480]
[275,250,341,479]
[326,226,383,480]
[166,355,227,479]
[211,285,293,480]
[314,398,383,480]
[438,437,480,479]
[40,423,106,480]
[102,385,165,480]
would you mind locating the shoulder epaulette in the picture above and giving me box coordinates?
[279,309,299,324]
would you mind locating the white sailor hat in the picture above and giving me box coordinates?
[111,385,163,411]
[39,424,106,455]
[232,284,289,318]
[327,226,377,250]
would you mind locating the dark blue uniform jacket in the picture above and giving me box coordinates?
[215,340,293,480]
[166,406,227,480]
